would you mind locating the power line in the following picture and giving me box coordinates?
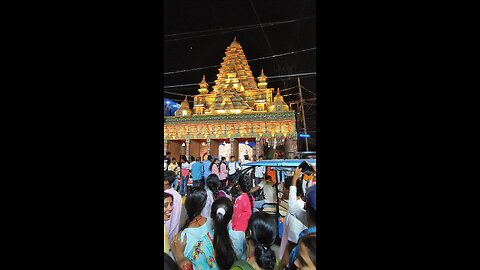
[301,85,316,96]
[248,47,316,62]
[164,47,316,75]
[164,17,314,39]
[249,0,286,89]
[163,72,316,90]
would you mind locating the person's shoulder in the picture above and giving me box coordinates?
[229,229,245,240]
[172,189,182,198]
[230,260,255,270]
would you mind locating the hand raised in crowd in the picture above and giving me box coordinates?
[171,232,187,261]
[292,167,302,186]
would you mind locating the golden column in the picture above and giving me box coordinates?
[185,139,190,159]
[164,140,169,156]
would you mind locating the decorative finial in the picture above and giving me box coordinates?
[277,88,281,95]
[230,36,240,47]
[200,75,207,84]
[260,69,266,77]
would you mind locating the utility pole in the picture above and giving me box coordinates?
[298,78,309,151]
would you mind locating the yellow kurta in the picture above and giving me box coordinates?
[164,223,170,254]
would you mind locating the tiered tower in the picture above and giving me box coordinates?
[187,37,282,115]
[164,37,298,160]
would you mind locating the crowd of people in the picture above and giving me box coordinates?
[163,153,317,270]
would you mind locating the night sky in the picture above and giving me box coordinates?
[164,0,316,151]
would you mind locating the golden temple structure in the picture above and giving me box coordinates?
[164,38,298,160]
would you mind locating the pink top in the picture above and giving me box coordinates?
[232,193,252,232]
[219,163,228,180]
[211,163,220,177]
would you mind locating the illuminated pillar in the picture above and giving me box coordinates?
[292,137,298,157]
[256,138,262,157]
[230,137,235,158]
[185,139,190,158]
[206,138,211,156]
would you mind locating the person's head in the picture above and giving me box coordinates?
[182,187,207,230]
[206,174,220,195]
[259,155,263,161]
[171,157,177,164]
[190,156,195,162]
[304,185,317,227]
[210,197,237,269]
[284,176,304,198]
[246,212,277,270]
[180,155,187,163]
[236,173,252,194]
[207,155,213,162]
[230,156,235,162]
[294,233,317,270]
[164,192,173,221]
[164,170,177,189]
[221,156,226,163]
[196,157,201,162]
[166,151,171,157]
[164,252,180,270]
[264,175,275,186]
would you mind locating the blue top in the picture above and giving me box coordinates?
[229,228,247,261]
[181,218,219,270]
[203,160,212,178]
[210,225,247,261]
[191,162,204,181]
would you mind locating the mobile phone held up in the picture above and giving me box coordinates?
[298,161,314,176]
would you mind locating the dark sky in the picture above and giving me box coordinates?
[164,0,316,150]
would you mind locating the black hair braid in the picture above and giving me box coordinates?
[254,244,276,270]
[211,198,237,270]
[246,212,277,270]
[181,188,207,231]
[206,174,221,199]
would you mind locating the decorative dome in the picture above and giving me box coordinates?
[268,89,289,112]
[175,96,192,116]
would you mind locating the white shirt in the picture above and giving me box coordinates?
[279,198,307,258]
[302,179,314,196]
[228,161,240,175]
[258,180,277,204]
[288,186,307,226]
[255,165,266,178]
[241,160,251,170]
[168,163,179,175]
[181,162,190,170]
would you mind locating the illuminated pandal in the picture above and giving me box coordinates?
[164,37,298,160]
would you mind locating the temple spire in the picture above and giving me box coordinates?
[257,69,268,89]
[175,96,192,116]
[269,88,289,112]
[198,75,209,94]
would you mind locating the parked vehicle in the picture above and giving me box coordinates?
[229,159,316,238]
